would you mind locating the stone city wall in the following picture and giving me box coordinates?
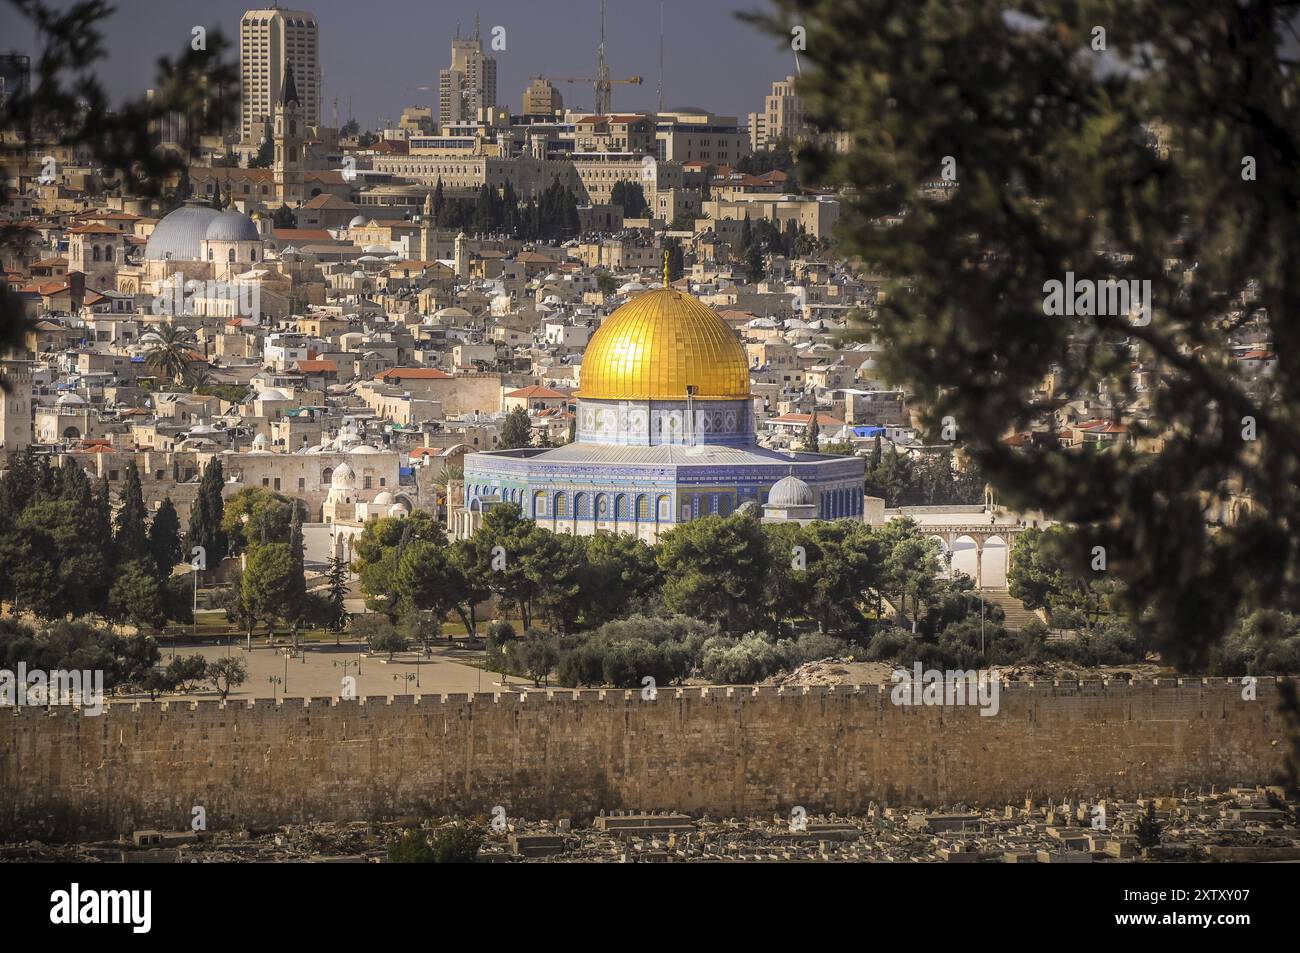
[0,677,1291,839]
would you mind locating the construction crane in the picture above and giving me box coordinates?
[535,73,642,116]
[536,1,641,116]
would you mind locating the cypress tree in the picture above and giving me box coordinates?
[325,553,348,639]
[432,177,445,225]
[114,462,149,562]
[287,503,307,650]
[58,458,90,503]
[188,457,228,562]
[148,497,183,581]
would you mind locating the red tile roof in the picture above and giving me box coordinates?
[505,385,569,399]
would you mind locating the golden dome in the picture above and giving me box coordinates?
[577,289,751,401]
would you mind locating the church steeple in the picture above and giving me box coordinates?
[274,59,304,206]
[281,63,300,107]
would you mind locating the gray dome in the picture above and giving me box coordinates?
[205,209,259,243]
[144,203,220,261]
[768,474,814,508]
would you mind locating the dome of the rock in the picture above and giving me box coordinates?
[577,288,750,401]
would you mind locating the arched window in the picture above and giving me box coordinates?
[554,492,569,518]
[228,248,236,263]
[657,496,670,520]
[321,467,333,485]
[575,492,591,518]
[615,494,630,519]
[251,248,257,261]
[533,490,547,517]
[208,248,214,261]
[92,245,101,262]
[636,495,650,520]
[105,246,113,262]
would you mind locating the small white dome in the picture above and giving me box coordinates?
[252,433,269,448]
[768,474,814,508]
[204,210,259,243]
[372,491,395,506]
[331,462,356,488]
[258,388,289,401]
[351,444,381,454]
[387,502,409,517]
[348,215,368,228]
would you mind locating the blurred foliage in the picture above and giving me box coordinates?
[748,0,1300,668]
[1,0,239,373]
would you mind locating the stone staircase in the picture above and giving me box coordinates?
[977,589,1039,631]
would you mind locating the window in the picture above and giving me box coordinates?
[298,478,305,490]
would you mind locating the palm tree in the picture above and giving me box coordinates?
[143,325,197,385]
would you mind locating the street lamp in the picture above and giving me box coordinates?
[268,675,282,701]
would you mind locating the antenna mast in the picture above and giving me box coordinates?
[596,0,610,115]
[657,0,664,114]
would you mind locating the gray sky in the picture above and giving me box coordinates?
[2,0,796,127]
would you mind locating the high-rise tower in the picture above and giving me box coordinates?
[438,19,498,124]
[239,7,320,143]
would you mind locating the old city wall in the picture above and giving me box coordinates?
[0,678,1291,838]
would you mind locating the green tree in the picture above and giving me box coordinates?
[395,539,462,640]
[248,136,273,168]
[143,325,198,385]
[188,457,228,563]
[663,237,685,281]
[242,543,294,641]
[1134,802,1163,849]
[108,561,168,632]
[206,656,247,700]
[285,503,308,650]
[166,653,208,691]
[222,486,295,552]
[389,825,482,863]
[324,553,350,636]
[745,243,765,284]
[462,504,547,630]
[113,463,149,563]
[499,406,533,450]
[657,512,771,632]
[579,533,662,628]
[610,180,649,217]
[746,0,1300,668]
[800,521,881,633]
[147,497,183,581]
